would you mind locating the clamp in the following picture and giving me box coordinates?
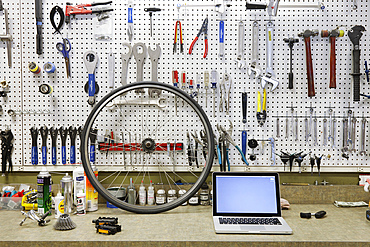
[189,16,208,58]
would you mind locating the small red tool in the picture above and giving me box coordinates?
[65,1,114,24]
[189,16,208,58]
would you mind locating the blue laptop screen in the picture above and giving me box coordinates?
[215,175,278,214]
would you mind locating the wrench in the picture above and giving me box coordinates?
[351,117,357,152]
[266,21,276,79]
[247,20,262,78]
[360,117,367,155]
[235,18,246,69]
[107,97,167,109]
[148,44,162,97]
[132,42,147,93]
[83,51,99,105]
[268,137,276,166]
[342,118,348,153]
[121,43,132,86]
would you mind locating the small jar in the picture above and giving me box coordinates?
[188,192,199,206]
[156,189,166,205]
[199,183,209,206]
[167,189,177,203]
[178,189,187,206]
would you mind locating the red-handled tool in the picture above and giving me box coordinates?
[321,28,345,89]
[298,29,319,98]
[65,1,114,24]
[189,16,208,58]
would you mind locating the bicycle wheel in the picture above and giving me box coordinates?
[81,81,214,214]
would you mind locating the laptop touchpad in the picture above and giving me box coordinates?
[240,226,266,232]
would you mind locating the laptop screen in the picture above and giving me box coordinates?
[212,172,281,217]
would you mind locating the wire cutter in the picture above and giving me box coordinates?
[65,1,114,24]
[256,88,267,126]
[56,38,71,78]
[173,20,184,54]
[189,16,208,58]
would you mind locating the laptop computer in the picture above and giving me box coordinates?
[212,172,292,234]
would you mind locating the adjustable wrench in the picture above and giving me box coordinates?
[132,42,147,93]
[261,21,279,91]
[235,18,246,69]
[148,44,161,97]
[121,43,132,86]
[83,51,99,105]
[247,20,261,78]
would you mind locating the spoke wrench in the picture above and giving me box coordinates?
[83,51,99,105]
[148,44,162,97]
[132,42,147,93]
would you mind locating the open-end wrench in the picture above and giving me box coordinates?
[132,42,147,93]
[40,126,48,165]
[83,51,99,105]
[30,127,39,165]
[68,126,77,164]
[235,17,246,69]
[266,21,276,79]
[247,20,261,78]
[59,127,68,165]
[148,44,162,97]
[121,43,132,86]
[50,127,58,165]
[360,117,367,155]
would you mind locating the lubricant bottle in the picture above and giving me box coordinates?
[127,178,137,205]
[84,164,98,211]
[76,190,86,216]
[147,180,155,205]
[54,191,64,218]
[199,183,209,206]
[60,173,74,214]
[156,189,166,205]
[167,189,177,203]
[139,180,146,206]
[73,165,85,205]
[37,167,52,215]
[178,189,187,206]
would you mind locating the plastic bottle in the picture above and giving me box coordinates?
[139,180,146,206]
[60,173,74,213]
[199,183,210,206]
[84,164,98,211]
[76,190,86,216]
[37,167,52,215]
[147,181,155,205]
[167,189,177,203]
[127,178,137,205]
[73,165,85,205]
[178,189,187,206]
[54,191,64,218]
[188,192,199,206]
[156,189,166,205]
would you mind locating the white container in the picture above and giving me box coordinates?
[139,181,146,206]
[54,192,64,218]
[73,166,85,205]
[147,181,155,205]
[178,189,187,206]
[167,189,177,203]
[76,190,86,216]
[156,189,166,205]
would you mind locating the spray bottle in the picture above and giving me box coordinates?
[37,167,52,215]
[84,164,98,211]
[73,165,85,205]
[139,180,146,206]
[127,178,136,205]
[60,173,74,214]
[147,180,155,205]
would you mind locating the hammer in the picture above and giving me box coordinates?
[321,28,345,89]
[298,29,319,97]
[283,37,299,89]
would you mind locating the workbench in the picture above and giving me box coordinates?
[1,203,370,247]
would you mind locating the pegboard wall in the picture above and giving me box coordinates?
[0,0,370,173]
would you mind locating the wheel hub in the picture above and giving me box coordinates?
[141,138,156,153]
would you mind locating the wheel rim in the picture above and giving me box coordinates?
[81,82,214,213]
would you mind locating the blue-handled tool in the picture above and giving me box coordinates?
[40,126,48,165]
[242,92,248,156]
[30,127,38,165]
[83,51,99,105]
[59,127,68,165]
[50,127,58,165]
[56,38,71,78]
[68,126,77,164]
[365,61,369,82]
[218,20,225,58]
[89,128,98,163]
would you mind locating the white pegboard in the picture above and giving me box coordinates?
[0,0,369,173]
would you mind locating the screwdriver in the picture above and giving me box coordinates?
[241,92,248,156]
[172,70,179,114]
[196,73,201,102]
[204,71,209,107]
[181,71,186,106]
[211,70,218,118]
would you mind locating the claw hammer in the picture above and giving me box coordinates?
[321,28,345,89]
[298,29,319,97]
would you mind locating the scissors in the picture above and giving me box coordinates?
[56,38,71,78]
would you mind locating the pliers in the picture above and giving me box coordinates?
[191,131,206,168]
[219,70,232,115]
[173,20,184,54]
[187,132,195,166]
[0,129,13,174]
[189,16,208,58]
[256,88,267,126]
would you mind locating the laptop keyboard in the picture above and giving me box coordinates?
[219,217,282,225]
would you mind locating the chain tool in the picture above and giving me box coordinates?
[360,116,367,155]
